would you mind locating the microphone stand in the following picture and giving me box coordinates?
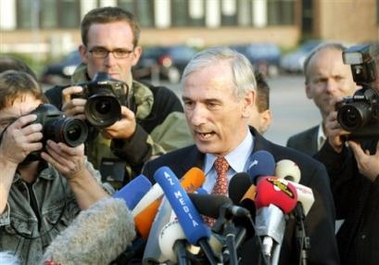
[173,240,191,265]
[212,205,239,265]
[294,203,310,265]
[223,220,239,265]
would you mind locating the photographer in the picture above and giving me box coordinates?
[314,43,379,265]
[44,7,193,189]
[0,70,113,264]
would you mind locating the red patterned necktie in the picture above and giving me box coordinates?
[211,156,230,196]
[204,156,230,227]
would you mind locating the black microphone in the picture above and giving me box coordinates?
[187,193,250,219]
[42,197,136,265]
[228,172,252,204]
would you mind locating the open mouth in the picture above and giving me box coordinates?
[196,131,215,140]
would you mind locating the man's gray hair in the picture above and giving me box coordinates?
[181,46,257,100]
[303,42,347,84]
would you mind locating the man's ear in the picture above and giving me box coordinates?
[305,83,313,99]
[260,109,272,134]
[131,46,142,67]
[78,45,88,64]
[242,90,255,118]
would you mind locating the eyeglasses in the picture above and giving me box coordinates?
[88,47,134,59]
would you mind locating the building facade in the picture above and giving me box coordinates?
[0,0,378,59]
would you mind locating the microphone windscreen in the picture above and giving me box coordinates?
[154,166,210,245]
[228,172,251,204]
[275,159,301,183]
[42,198,136,265]
[248,150,276,184]
[255,177,298,213]
[113,174,152,210]
[134,167,205,239]
[187,193,233,219]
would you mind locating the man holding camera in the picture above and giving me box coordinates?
[314,43,379,265]
[0,70,113,264]
[286,42,359,156]
[45,7,193,189]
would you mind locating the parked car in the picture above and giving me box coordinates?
[280,40,323,73]
[41,50,82,85]
[230,43,282,77]
[133,45,198,83]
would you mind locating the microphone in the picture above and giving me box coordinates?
[42,198,136,265]
[248,150,276,184]
[228,172,252,204]
[187,193,253,265]
[275,159,301,183]
[187,193,250,220]
[158,219,191,264]
[154,166,219,265]
[113,174,152,210]
[275,159,314,265]
[255,177,298,265]
[134,167,205,239]
[143,197,175,264]
[228,172,258,242]
[275,159,314,216]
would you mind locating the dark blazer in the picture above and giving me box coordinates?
[286,125,319,156]
[143,127,339,265]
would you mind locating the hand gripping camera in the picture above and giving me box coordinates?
[336,44,379,139]
[31,103,88,147]
[75,72,129,128]
[21,103,88,163]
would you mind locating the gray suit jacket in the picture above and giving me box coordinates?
[143,127,339,265]
[286,125,319,156]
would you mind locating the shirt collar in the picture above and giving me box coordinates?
[317,123,326,150]
[204,128,254,175]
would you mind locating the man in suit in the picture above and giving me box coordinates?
[286,42,359,156]
[142,47,339,264]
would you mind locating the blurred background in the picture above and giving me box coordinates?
[1,0,378,144]
[1,0,378,76]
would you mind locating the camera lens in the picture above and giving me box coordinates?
[85,95,121,128]
[95,100,112,115]
[65,122,84,143]
[44,118,88,147]
[337,102,370,130]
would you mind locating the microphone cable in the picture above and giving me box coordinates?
[294,202,310,265]
[245,212,270,265]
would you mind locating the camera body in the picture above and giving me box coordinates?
[75,72,129,128]
[31,103,88,147]
[23,104,88,163]
[336,44,379,138]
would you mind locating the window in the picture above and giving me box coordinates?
[16,0,33,29]
[267,0,295,26]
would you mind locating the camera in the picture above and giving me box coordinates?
[74,72,129,128]
[336,44,379,138]
[31,103,88,147]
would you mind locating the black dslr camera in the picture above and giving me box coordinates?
[31,104,88,147]
[21,104,88,163]
[336,44,379,138]
[74,72,129,128]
